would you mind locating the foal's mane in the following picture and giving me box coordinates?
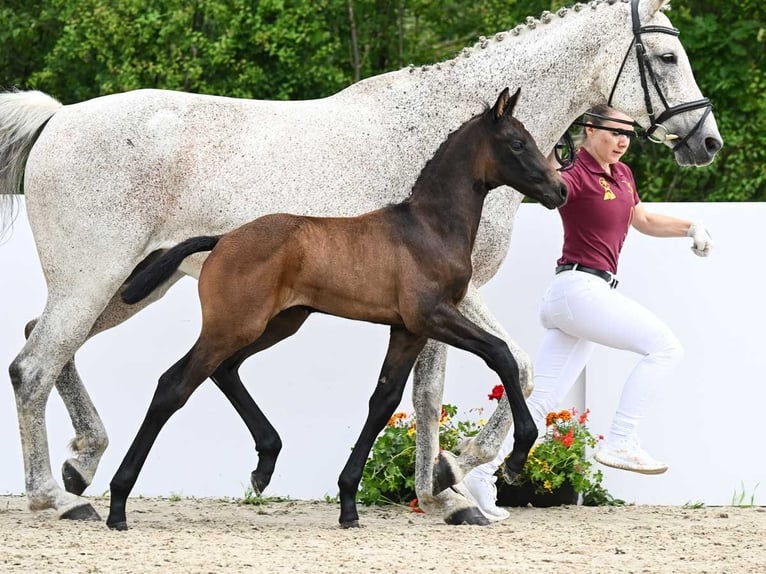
[398,105,491,205]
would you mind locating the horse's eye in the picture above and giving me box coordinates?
[659,53,677,64]
[510,140,524,151]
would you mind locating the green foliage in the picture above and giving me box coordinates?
[238,486,288,505]
[731,481,760,507]
[357,403,483,506]
[0,0,762,197]
[500,408,624,506]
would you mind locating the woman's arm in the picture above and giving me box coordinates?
[631,203,713,256]
[631,203,691,237]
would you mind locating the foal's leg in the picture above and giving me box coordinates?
[433,284,532,490]
[107,339,231,531]
[424,303,537,483]
[337,326,427,528]
[209,307,312,495]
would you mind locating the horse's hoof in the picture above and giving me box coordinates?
[339,519,360,529]
[250,471,268,495]
[432,453,457,495]
[501,463,519,485]
[62,461,88,496]
[107,520,129,531]
[60,503,101,522]
[444,507,490,526]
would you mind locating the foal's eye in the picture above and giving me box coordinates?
[510,140,524,151]
[659,52,677,64]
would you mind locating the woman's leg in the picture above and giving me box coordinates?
[458,276,594,516]
[542,272,683,472]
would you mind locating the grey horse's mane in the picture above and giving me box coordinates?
[408,0,670,74]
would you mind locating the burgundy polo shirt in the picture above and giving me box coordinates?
[557,148,640,275]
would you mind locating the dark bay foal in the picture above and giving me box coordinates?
[107,88,567,530]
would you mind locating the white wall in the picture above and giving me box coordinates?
[0,200,763,505]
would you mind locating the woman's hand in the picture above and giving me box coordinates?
[687,222,713,257]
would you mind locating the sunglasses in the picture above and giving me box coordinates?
[608,128,637,139]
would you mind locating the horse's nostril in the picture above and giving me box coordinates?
[705,137,723,154]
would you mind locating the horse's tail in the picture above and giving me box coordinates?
[0,90,63,237]
[122,236,221,305]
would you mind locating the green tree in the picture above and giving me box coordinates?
[0,0,763,199]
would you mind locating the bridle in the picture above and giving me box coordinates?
[608,0,712,146]
[555,0,713,170]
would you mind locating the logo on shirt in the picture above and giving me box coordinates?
[599,177,616,200]
[623,179,635,197]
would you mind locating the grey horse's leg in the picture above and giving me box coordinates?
[54,274,184,496]
[413,284,532,520]
[22,316,108,496]
[411,340,489,524]
[11,298,113,519]
[10,270,184,518]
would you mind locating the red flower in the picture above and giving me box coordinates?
[488,384,505,401]
[562,429,575,448]
[578,408,591,425]
[409,498,425,513]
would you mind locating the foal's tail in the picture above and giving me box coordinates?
[0,90,63,237]
[122,236,221,305]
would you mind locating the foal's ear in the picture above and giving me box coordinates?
[492,87,521,121]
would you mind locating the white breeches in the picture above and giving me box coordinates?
[478,269,684,474]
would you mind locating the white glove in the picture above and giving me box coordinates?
[687,222,713,257]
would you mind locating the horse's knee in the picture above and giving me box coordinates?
[8,353,45,403]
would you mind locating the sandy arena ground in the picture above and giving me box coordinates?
[0,495,764,573]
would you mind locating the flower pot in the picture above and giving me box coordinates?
[495,479,578,508]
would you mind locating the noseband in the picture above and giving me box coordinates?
[608,0,712,148]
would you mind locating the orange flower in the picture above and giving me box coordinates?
[557,409,572,422]
[439,407,450,424]
[545,412,557,427]
[387,412,407,427]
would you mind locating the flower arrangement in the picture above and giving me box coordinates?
[358,385,622,509]
[357,404,483,506]
[488,385,623,506]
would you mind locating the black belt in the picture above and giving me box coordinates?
[556,263,619,289]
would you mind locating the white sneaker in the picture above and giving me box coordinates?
[595,436,668,475]
[454,472,510,521]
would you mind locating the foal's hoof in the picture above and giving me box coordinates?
[107,520,129,532]
[249,471,268,495]
[62,461,88,496]
[432,453,458,495]
[339,519,360,529]
[444,507,490,526]
[60,503,101,522]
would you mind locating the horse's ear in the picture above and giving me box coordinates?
[492,87,521,122]
[492,87,512,122]
[506,87,521,116]
[638,0,669,20]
